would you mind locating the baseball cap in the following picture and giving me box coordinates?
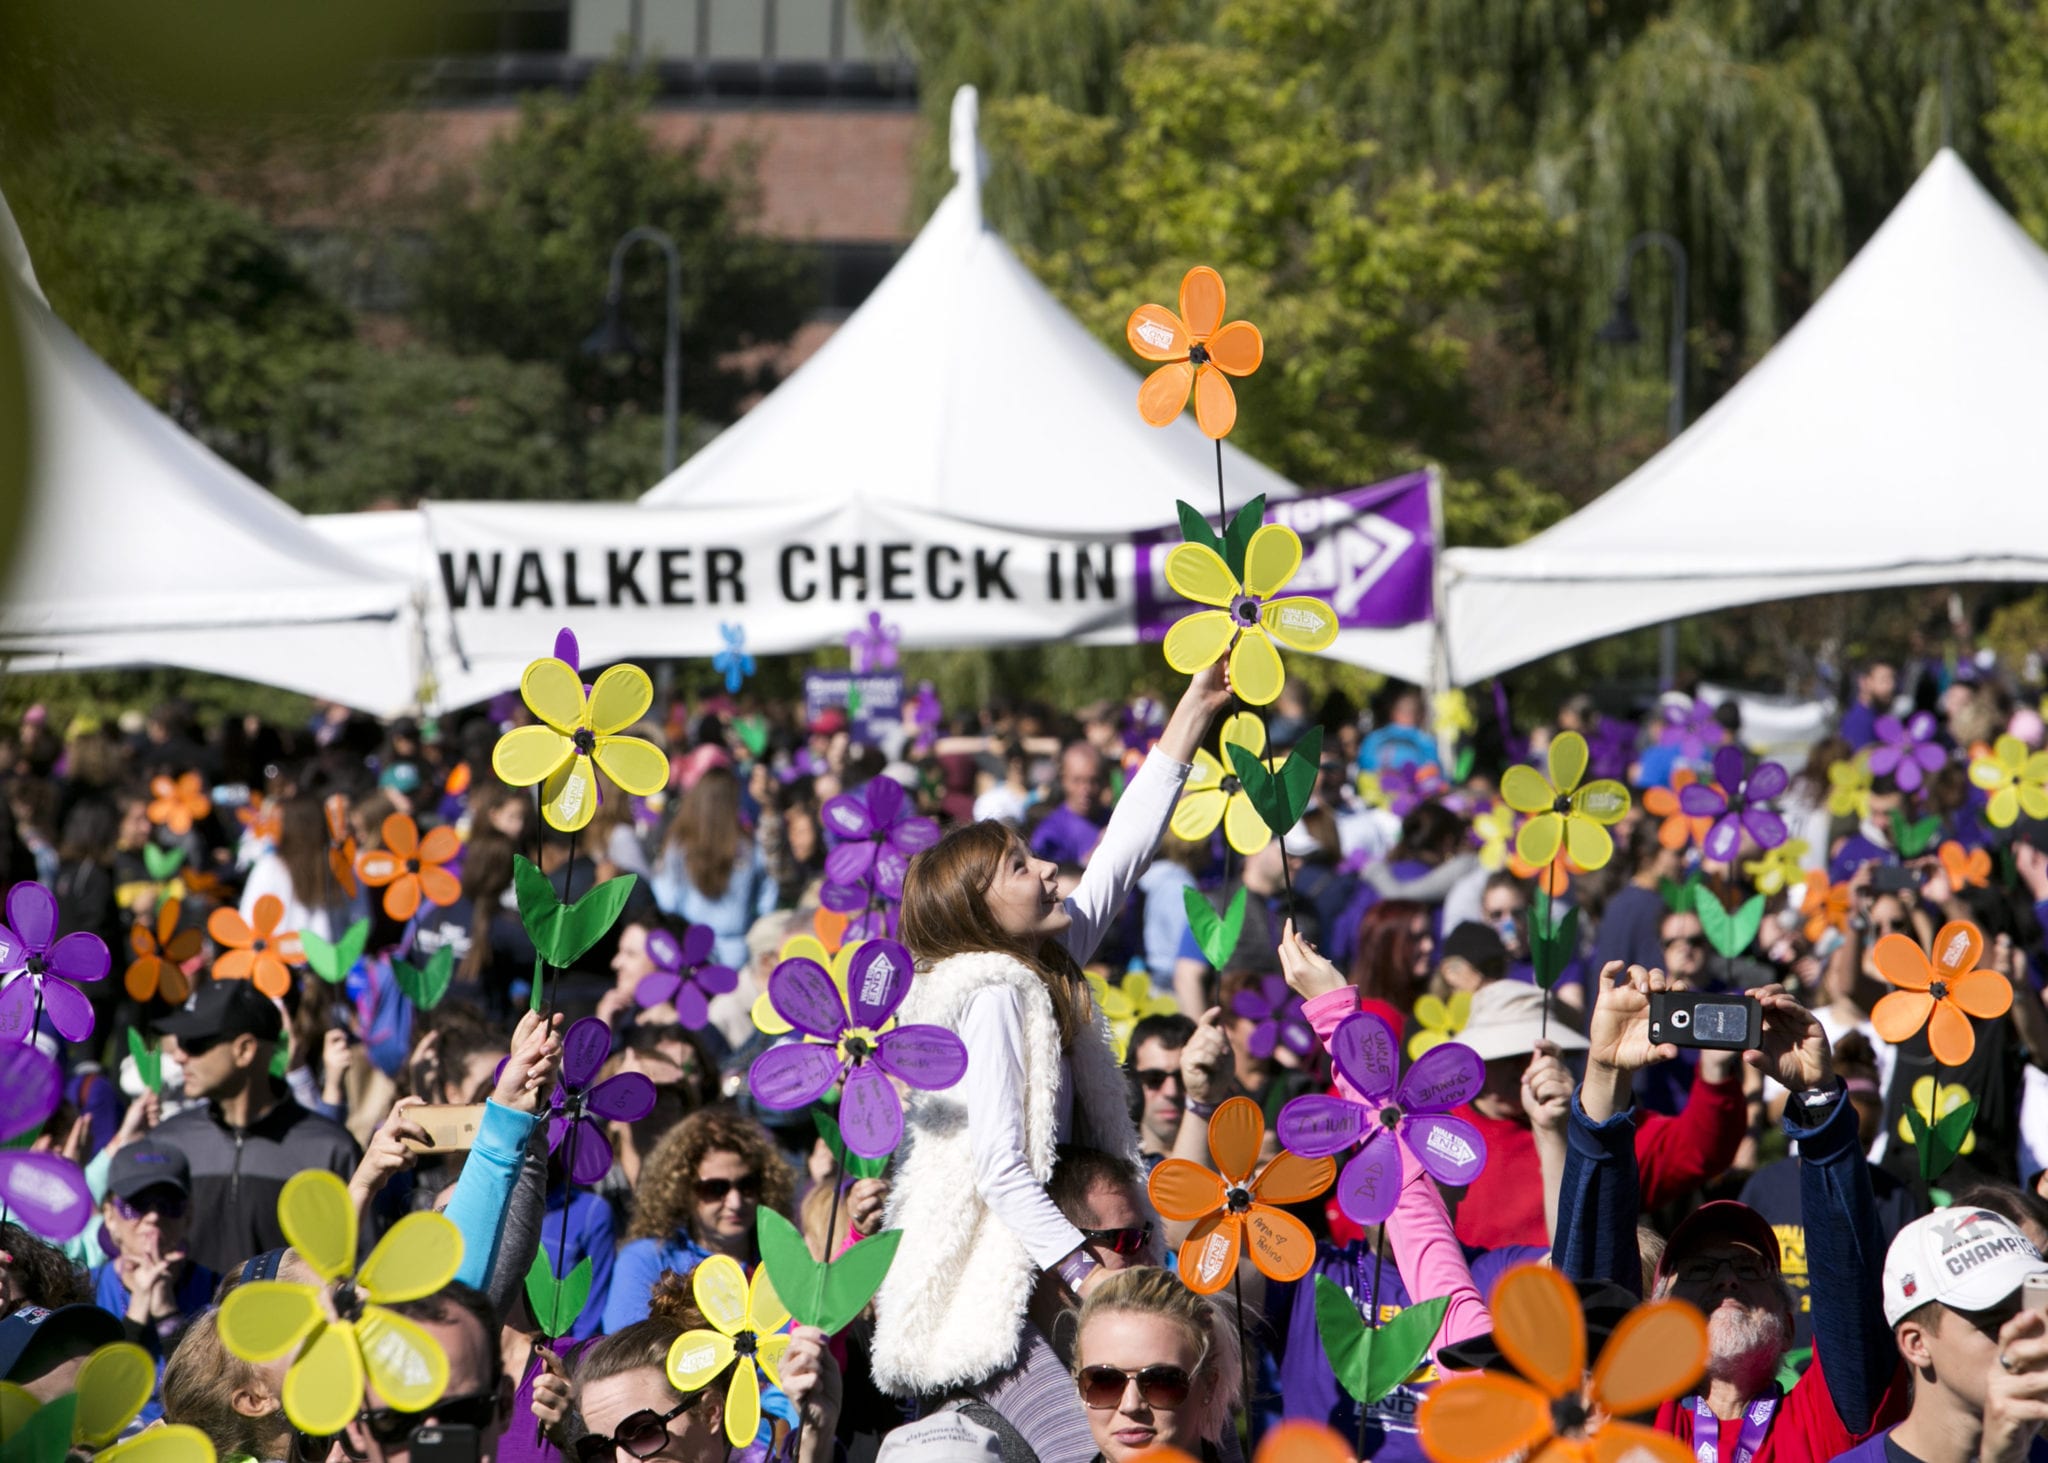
[154,980,283,1045]
[876,1413,1003,1463]
[107,1140,191,1202]
[809,708,849,737]
[1655,1201,1782,1291]
[1441,922,1508,981]
[0,1305,122,1383]
[1456,981,1587,1061]
[1883,1208,2048,1326]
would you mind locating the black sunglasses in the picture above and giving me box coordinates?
[1081,1224,1152,1256]
[1664,934,1709,951]
[1077,1365,1194,1411]
[573,1394,701,1463]
[342,1389,504,1454]
[1133,1068,1179,1092]
[694,1175,763,1203]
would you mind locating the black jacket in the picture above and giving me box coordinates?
[153,1092,359,1274]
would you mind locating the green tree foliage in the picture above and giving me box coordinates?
[408,65,816,431]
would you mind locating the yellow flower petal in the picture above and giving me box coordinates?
[723,1357,762,1447]
[359,1212,463,1304]
[541,757,601,833]
[667,1330,737,1392]
[693,1255,750,1336]
[1970,757,2009,793]
[1516,813,1564,869]
[755,1333,793,1390]
[97,1425,216,1463]
[218,1283,323,1363]
[1165,542,1241,609]
[278,1171,355,1283]
[1261,596,1339,653]
[748,1264,789,1335]
[1241,524,1304,601]
[595,734,670,798]
[1572,780,1632,826]
[2022,785,2048,821]
[75,1343,156,1446]
[492,724,573,790]
[1564,816,1615,871]
[752,989,791,1037]
[588,665,655,737]
[1224,791,1273,856]
[1229,628,1285,707]
[1547,732,1589,795]
[1219,710,1267,760]
[1171,788,1228,842]
[1998,736,2030,773]
[1500,766,1555,816]
[1164,611,1236,676]
[359,1306,452,1415]
[1186,747,1226,795]
[520,657,588,735]
[281,1322,365,1436]
[1988,786,2020,828]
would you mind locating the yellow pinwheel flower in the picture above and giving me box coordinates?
[218,1171,463,1435]
[1896,1075,1976,1155]
[1089,969,1181,1060]
[1407,991,1471,1060]
[1499,731,1630,872]
[1172,713,1275,854]
[1969,735,2048,828]
[1827,754,1873,821]
[0,1344,217,1463]
[1434,689,1475,741]
[491,659,669,833]
[1472,806,1518,871]
[1356,770,1388,809]
[667,1255,790,1448]
[751,932,899,1041]
[1743,840,1810,896]
[1162,524,1338,707]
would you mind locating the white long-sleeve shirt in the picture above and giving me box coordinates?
[957,748,1190,1268]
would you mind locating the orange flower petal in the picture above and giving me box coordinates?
[1592,1300,1707,1414]
[1927,999,1979,1066]
[813,907,849,952]
[130,925,156,960]
[1491,1265,1584,1399]
[1179,266,1226,340]
[1590,1423,1694,1463]
[1871,989,1935,1045]
[1206,1095,1264,1183]
[1148,1159,1226,1223]
[1658,817,1688,851]
[214,949,255,982]
[383,876,423,924]
[1176,1212,1242,1295]
[1137,361,1195,428]
[381,814,419,861]
[1192,367,1238,439]
[418,826,460,867]
[1417,1374,1552,1463]
[1206,320,1263,376]
[330,847,359,900]
[207,907,254,950]
[1126,303,1189,362]
[1252,1151,1336,1206]
[1643,788,1676,817]
[1949,969,2015,1021]
[356,851,403,888]
[253,956,291,1001]
[1871,933,1932,992]
[416,865,461,909]
[1253,1422,1351,1463]
[125,958,160,1003]
[164,930,203,963]
[162,964,190,1004]
[1930,921,1985,980]
[1243,1202,1318,1282]
[249,894,287,940]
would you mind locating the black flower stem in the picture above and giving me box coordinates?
[545,826,580,1024]
[532,787,547,1012]
[1214,439,1227,538]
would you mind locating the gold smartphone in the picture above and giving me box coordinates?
[399,1103,486,1154]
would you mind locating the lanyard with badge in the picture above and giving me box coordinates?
[1688,1388,1780,1463]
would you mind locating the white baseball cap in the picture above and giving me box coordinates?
[1883,1207,2048,1325]
[1456,980,1588,1061]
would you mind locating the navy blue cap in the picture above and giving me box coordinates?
[107,1140,190,1201]
[0,1304,122,1382]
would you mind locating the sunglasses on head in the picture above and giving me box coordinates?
[694,1174,762,1203]
[572,1394,701,1463]
[1081,1224,1152,1256]
[1077,1364,1193,1411]
[341,1389,504,1456]
[1134,1068,1179,1092]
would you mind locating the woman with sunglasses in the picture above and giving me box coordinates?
[573,1281,840,1463]
[1071,1267,1237,1463]
[93,1139,217,1392]
[604,1109,795,1333]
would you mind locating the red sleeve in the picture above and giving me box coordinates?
[1634,1069,1746,1210]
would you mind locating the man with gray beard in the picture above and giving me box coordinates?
[1551,962,1905,1463]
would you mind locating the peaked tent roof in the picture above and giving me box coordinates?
[1441,148,2048,683]
[0,189,419,712]
[640,85,1299,529]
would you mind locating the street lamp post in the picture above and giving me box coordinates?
[583,226,683,477]
[1596,229,1689,686]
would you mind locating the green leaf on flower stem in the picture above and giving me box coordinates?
[1314,1276,1449,1406]
[1452,745,1475,783]
[1228,726,1322,840]
[126,1028,162,1094]
[514,856,637,968]
[1176,501,1225,559]
[1890,809,1941,858]
[1183,886,1247,969]
[142,844,185,881]
[813,1110,891,1180]
[1658,873,1702,915]
[524,1249,593,1340]
[756,1206,900,1337]
[1692,886,1764,959]
[394,945,456,1011]
[300,917,370,986]
[1529,888,1577,991]
[1220,494,1267,581]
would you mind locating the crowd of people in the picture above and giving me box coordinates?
[6,647,2048,1463]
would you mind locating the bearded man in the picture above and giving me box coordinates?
[1552,962,1905,1463]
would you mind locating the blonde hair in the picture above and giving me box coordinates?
[1074,1267,1240,1441]
[163,1310,286,1462]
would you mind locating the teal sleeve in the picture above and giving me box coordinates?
[446,1100,539,1292]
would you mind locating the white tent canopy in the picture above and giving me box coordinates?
[0,191,420,711]
[1439,148,2048,684]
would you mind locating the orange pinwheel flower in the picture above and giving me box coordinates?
[813,906,849,954]
[207,895,305,1000]
[148,773,211,836]
[1418,1266,1704,1463]
[1641,769,1713,851]
[1136,1421,1350,1463]
[1872,919,2013,1067]
[237,795,281,845]
[126,898,202,1003]
[1127,267,1264,440]
[445,763,473,798]
[1937,840,1991,891]
[1148,1095,1334,1295]
[325,794,359,900]
[1800,877,1850,943]
[355,814,461,922]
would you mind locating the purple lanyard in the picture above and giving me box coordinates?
[1688,1389,1780,1463]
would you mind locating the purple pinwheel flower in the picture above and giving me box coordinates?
[1868,712,1946,794]
[1229,976,1315,1062]
[0,881,109,1043]
[747,939,967,1158]
[1679,745,1789,862]
[1276,1011,1487,1226]
[821,777,940,910]
[549,1018,658,1186]
[635,925,739,1030]
[1587,715,1638,783]
[910,683,943,756]
[1122,698,1166,755]
[0,1040,91,1237]
[1658,699,1724,761]
[1382,761,1447,818]
[554,627,579,671]
[846,612,901,675]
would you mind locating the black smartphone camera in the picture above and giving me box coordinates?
[1871,865,1922,894]
[1648,991,1761,1051]
[411,1425,480,1463]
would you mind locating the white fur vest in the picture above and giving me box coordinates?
[868,949,1140,1396]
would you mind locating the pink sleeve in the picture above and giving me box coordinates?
[1303,986,1491,1356]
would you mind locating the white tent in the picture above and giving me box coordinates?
[1439,148,2048,683]
[0,191,420,712]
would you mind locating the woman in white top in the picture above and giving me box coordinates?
[871,664,1229,1410]
[239,794,359,943]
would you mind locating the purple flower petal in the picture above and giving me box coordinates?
[1912,743,1946,773]
[1679,783,1727,818]
[645,928,683,973]
[1231,989,1274,1023]
[1397,1040,1484,1114]
[39,980,94,1044]
[1867,744,1903,778]
[1401,1114,1488,1188]
[674,983,711,1030]
[0,1041,60,1144]
[696,963,740,997]
[873,1025,967,1090]
[635,972,683,1009]
[585,1072,658,1124]
[1245,1020,1278,1061]
[845,940,913,1030]
[864,777,906,829]
[821,793,874,843]
[561,1018,613,1092]
[1741,809,1788,851]
[769,958,849,1040]
[546,1114,570,1155]
[887,817,941,857]
[1275,1093,1370,1158]
[1896,759,1926,794]
[1710,745,1747,794]
[0,1152,92,1240]
[874,848,912,900]
[1701,816,1742,864]
[1907,712,1938,742]
[838,1063,903,1159]
[0,978,39,1044]
[680,925,716,967]
[1328,1012,1398,1102]
[824,842,878,889]
[1335,1134,1400,1227]
[565,1117,614,1186]
[553,628,580,673]
[4,884,55,956]
[44,932,107,985]
[1747,761,1789,802]
[748,1041,844,1112]
[819,881,868,915]
[1874,715,1906,746]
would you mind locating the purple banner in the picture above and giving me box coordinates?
[1132,471,1435,641]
